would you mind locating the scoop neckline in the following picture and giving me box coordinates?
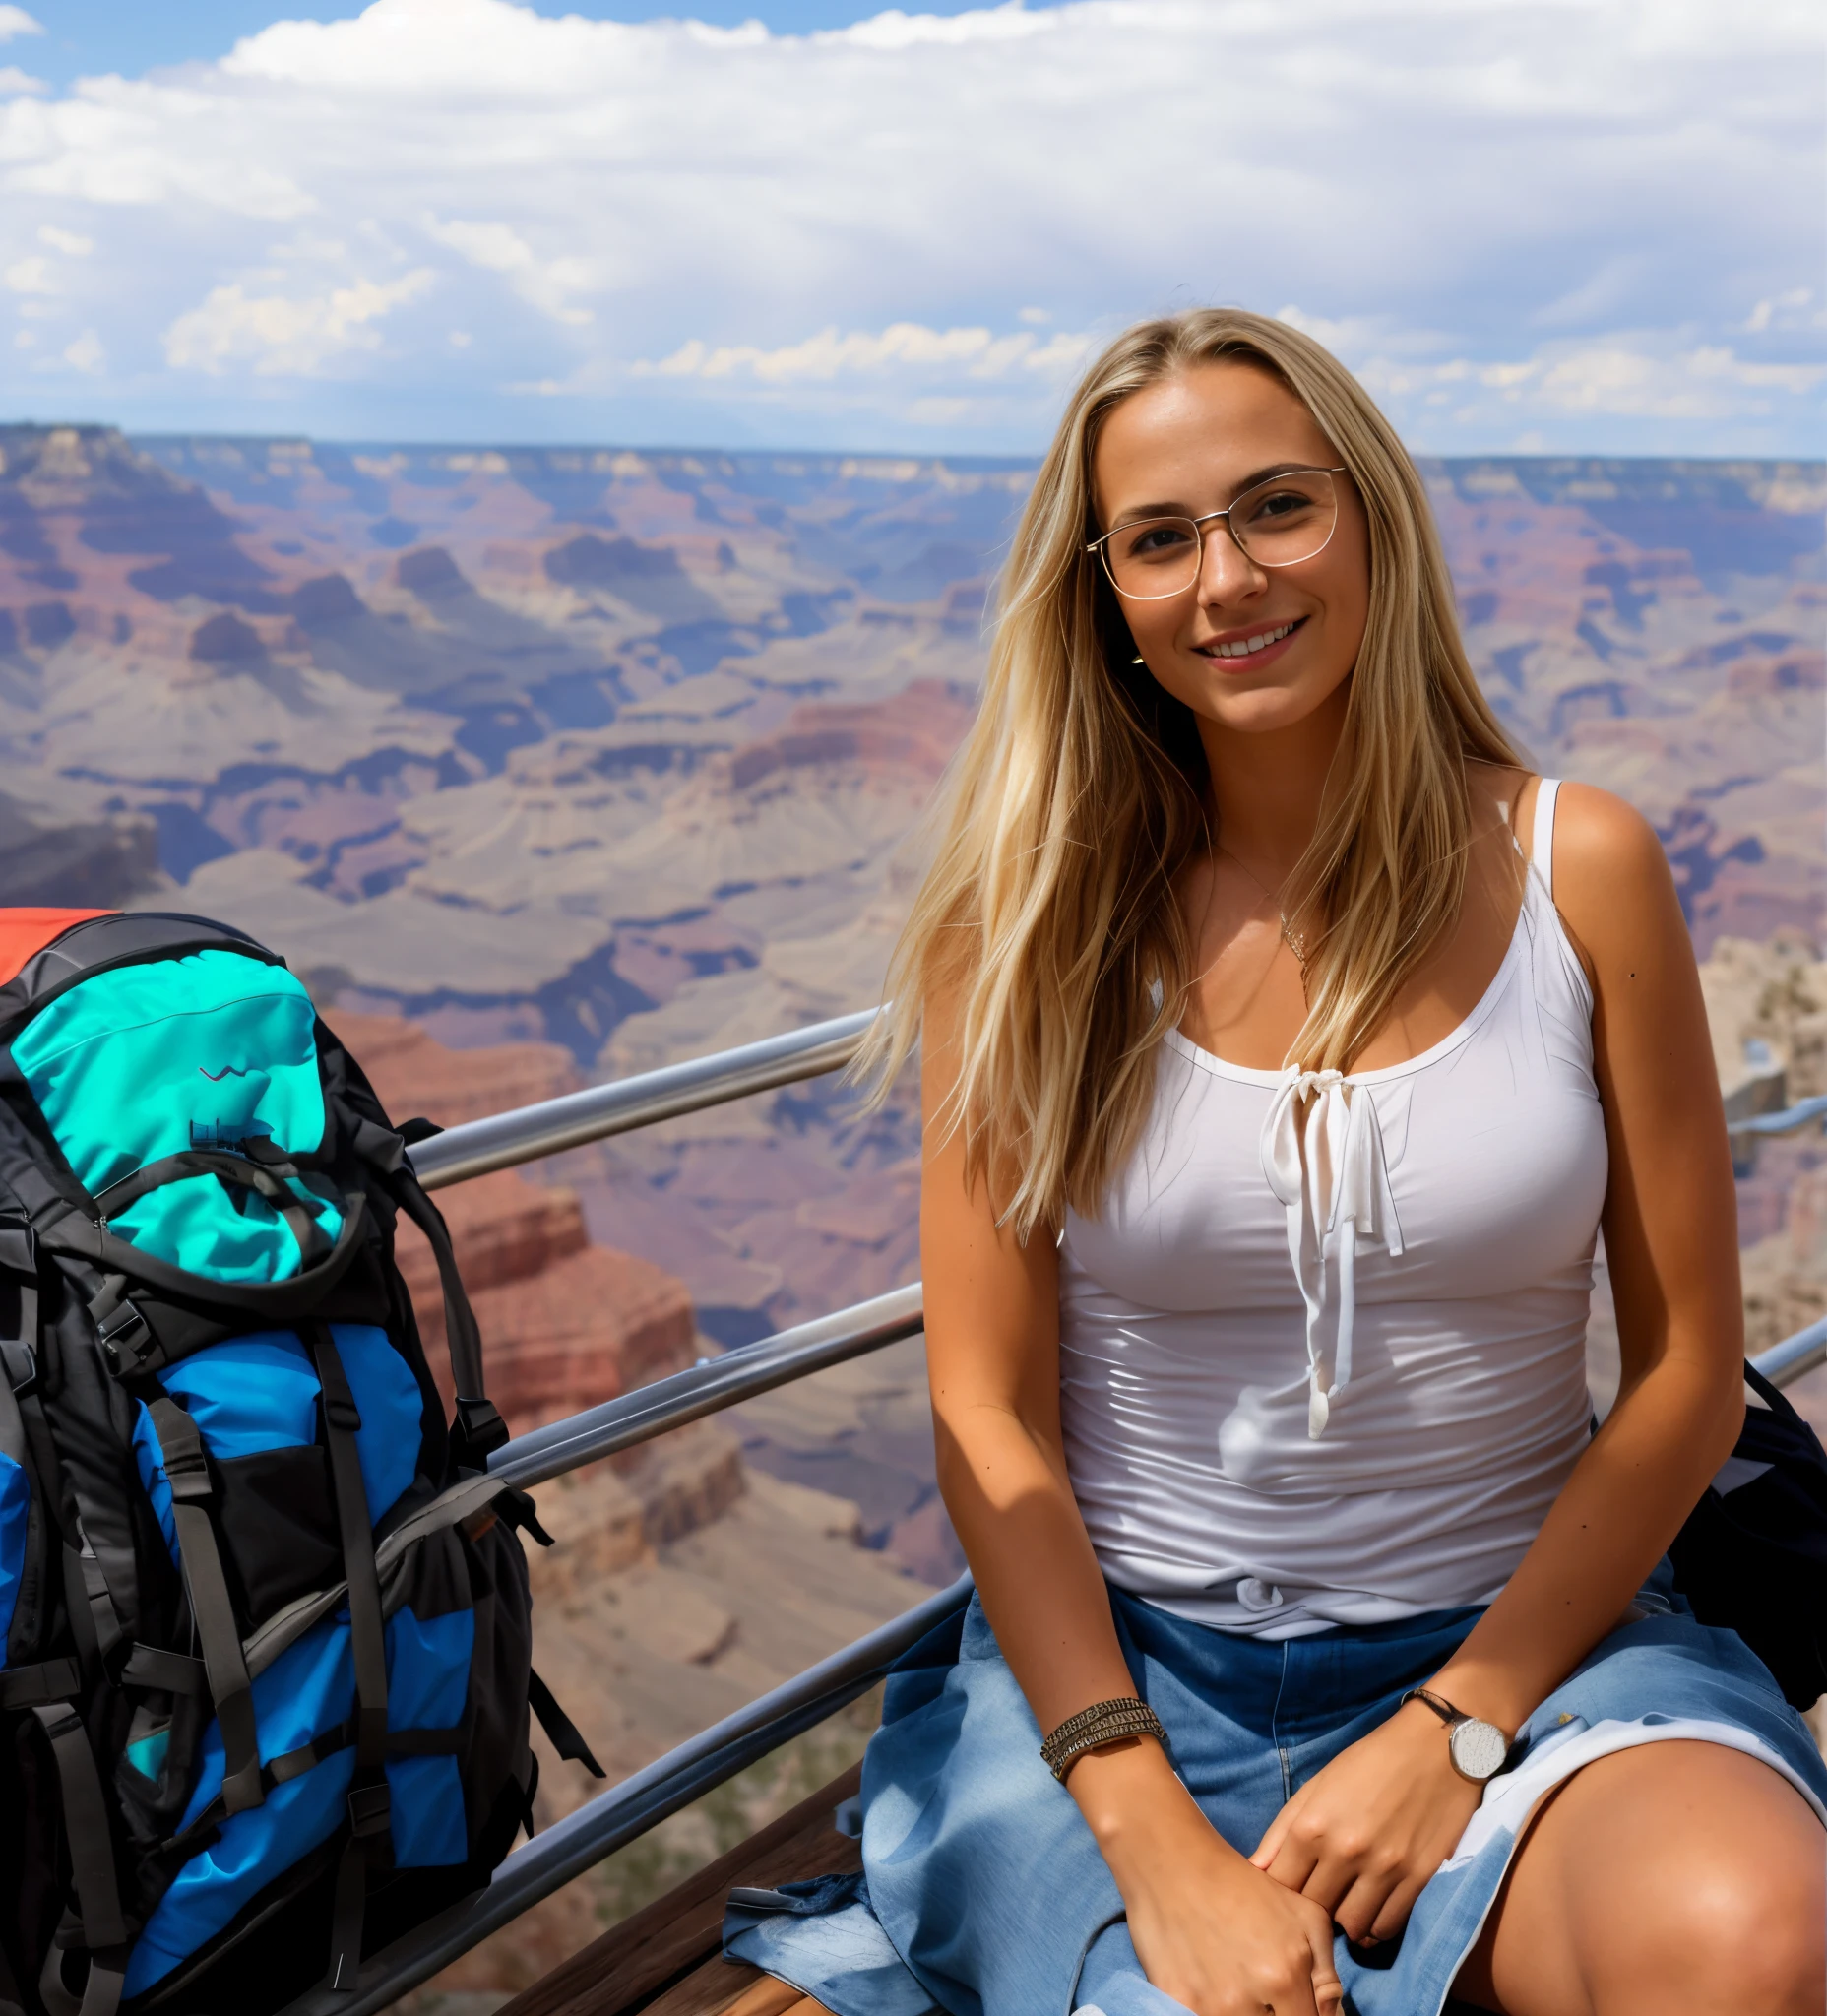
[1165,896,1530,1090]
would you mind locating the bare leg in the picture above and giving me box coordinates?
[724,1975,839,2016]
[1455,1739,1825,2016]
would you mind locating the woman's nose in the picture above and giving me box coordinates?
[1196,518,1265,603]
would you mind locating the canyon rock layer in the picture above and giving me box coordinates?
[1,423,1822,1563]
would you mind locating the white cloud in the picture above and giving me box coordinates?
[0,8,41,44]
[61,327,102,373]
[1744,287,1825,335]
[0,0,1817,450]
[0,64,43,94]
[162,268,435,376]
[820,3,1053,49]
[3,252,51,293]
[1348,333,1827,445]
[638,321,1094,385]
[37,223,92,254]
[423,215,594,326]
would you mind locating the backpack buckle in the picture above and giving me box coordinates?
[0,1338,36,1398]
[452,1395,509,1466]
[322,1394,362,1433]
[96,1300,152,1374]
[346,1781,392,1839]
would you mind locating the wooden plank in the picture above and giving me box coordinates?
[497,1763,862,2016]
[637,1956,767,2016]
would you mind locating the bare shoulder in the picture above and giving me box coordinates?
[1546,780,1690,988]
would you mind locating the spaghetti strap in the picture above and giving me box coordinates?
[1530,777,1560,902]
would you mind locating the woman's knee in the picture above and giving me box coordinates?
[1637,1851,1825,2012]
[1575,1767,1825,2013]
[1481,1741,1825,2014]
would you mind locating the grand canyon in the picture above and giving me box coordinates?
[0,424,1822,2006]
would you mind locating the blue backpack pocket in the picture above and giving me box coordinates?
[120,1322,474,1994]
[124,1600,474,1998]
[0,1446,27,1654]
[132,1326,423,1631]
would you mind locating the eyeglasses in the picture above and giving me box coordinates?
[1086,467,1349,601]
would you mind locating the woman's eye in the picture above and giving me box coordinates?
[1123,522,1192,558]
[1247,488,1315,524]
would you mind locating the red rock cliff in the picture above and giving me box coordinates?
[327,1010,698,1431]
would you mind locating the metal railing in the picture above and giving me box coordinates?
[1726,1092,1827,1141]
[492,1283,924,1492]
[408,1007,878,1189]
[276,1012,1827,2014]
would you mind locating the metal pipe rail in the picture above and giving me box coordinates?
[476,1281,1824,1504]
[408,1007,879,1190]
[1726,1093,1827,1140]
[279,1574,974,2016]
[1753,1312,1827,1391]
[488,1283,925,1492]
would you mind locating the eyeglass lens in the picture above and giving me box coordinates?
[1100,470,1339,600]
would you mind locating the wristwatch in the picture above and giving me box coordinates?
[1400,1688,1511,1783]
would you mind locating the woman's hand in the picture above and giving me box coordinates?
[1250,1699,1484,1947]
[1075,1743,1342,2015]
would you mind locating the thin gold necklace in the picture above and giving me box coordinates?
[1216,843,1312,967]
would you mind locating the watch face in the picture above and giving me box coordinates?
[1449,1718,1509,1783]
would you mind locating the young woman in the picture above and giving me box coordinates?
[721,310,1827,2016]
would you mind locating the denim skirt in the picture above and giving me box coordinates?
[724,1570,1827,2016]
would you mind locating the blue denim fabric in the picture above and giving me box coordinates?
[726,1574,1827,2016]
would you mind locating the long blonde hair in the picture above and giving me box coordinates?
[863,307,1520,1238]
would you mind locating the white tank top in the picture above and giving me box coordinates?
[1059,781,1607,1637]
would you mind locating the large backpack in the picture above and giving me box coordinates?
[0,910,599,2016]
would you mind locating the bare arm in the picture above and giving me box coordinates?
[1424,781,1743,1726]
[920,994,1342,2016]
[1255,781,1745,1942]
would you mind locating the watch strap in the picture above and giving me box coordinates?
[1401,1686,1465,1729]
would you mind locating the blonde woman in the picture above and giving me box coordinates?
[723,311,1827,2016]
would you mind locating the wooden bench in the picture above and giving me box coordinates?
[498,1763,862,2016]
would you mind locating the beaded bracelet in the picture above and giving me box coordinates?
[1040,1697,1169,1782]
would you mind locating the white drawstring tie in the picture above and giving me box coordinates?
[1261,1068,1405,1438]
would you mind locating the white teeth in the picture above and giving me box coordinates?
[1212,621,1293,659]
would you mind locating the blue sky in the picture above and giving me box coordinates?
[2,0,1822,455]
[23,0,1024,86]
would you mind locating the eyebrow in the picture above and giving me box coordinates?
[1104,461,1315,528]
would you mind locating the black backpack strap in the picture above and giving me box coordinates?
[68,1544,124,1674]
[30,1705,127,2016]
[0,1657,82,1709]
[39,1195,369,1347]
[93,1151,333,1268]
[0,1264,54,1668]
[0,1922,24,2016]
[145,1399,263,1816]
[307,1325,392,1993]
[384,1175,506,1468]
[117,1642,206,1695]
[527,1670,604,1779]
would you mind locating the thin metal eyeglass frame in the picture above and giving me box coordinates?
[1085,465,1351,601]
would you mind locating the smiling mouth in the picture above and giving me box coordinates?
[1198,617,1304,660]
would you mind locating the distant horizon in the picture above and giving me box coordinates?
[8,418,1825,478]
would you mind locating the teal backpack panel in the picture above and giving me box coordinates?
[12,949,341,1282]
